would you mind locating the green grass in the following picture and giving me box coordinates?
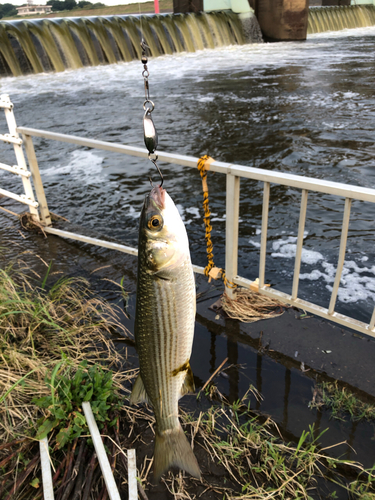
[0,261,130,442]
[1,261,375,499]
[309,382,375,422]
[178,396,375,499]
[0,261,134,499]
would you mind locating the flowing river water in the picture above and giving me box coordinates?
[1,25,375,488]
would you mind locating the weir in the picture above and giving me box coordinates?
[308,4,375,34]
[0,5,375,77]
[0,11,249,77]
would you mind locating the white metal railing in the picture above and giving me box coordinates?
[1,94,375,337]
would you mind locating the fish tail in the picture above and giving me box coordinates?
[153,425,201,481]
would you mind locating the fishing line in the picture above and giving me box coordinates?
[139,1,163,187]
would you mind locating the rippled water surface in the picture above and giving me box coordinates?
[1,26,375,323]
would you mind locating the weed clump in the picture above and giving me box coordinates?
[33,361,121,448]
[0,262,132,499]
[1,262,375,500]
[309,382,375,422]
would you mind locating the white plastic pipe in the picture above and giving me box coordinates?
[82,402,121,500]
[39,437,54,500]
[127,449,137,500]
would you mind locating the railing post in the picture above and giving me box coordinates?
[22,134,52,226]
[291,189,309,300]
[259,182,270,290]
[368,307,375,332]
[328,197,352,315]
[1,94,39,219]
[225,173,240,299]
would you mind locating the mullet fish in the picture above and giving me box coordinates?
[130,185,201,480]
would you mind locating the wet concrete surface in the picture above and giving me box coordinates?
[196,288,375,399]
[2,207,375,472]
[2,202,374,402]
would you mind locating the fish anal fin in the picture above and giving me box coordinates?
[180,362,195,398]
[154,425,201,481]
[129,374,150,405]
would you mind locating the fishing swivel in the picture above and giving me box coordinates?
[141,39,163,188]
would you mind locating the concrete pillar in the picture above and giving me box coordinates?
[256,0,309,41]
[173,0,203,13]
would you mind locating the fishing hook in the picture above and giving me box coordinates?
[148,153,164,188]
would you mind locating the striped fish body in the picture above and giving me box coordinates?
[131,185,200,480]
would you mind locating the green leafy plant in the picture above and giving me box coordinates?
[33,360,121,448]
[309,382,375,422]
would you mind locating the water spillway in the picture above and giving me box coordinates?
[0,11,247,77]
[308,5,375,34]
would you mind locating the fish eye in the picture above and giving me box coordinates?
[147,214,163,231]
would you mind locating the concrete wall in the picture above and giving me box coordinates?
[203,0,252,12]
[257,0,309,40]
[310,0,373,5]
[173,0,203,13]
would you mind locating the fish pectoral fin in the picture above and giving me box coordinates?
[130,374,151,405]
[179,363,195,398]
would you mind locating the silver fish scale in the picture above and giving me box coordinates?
[135,255,196,433]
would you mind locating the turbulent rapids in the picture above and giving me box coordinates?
[308,4,375,34]
[0,4,374,77]
[0,11,247,77]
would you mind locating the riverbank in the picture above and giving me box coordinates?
[1,206,375,498]
[2,0,173,21]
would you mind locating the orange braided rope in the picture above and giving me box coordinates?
[197,155,236,289]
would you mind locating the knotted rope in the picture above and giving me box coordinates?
[197,155,286,322]
[197,155,236,289]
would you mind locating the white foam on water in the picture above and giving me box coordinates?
[211,214,226,222]
[300,258,375,304]
[271,243,324,265]
[176,204,192,225]
[176,204,185,218]
[42,150,104,185]
[185,207,201,218]
[122,205,140,219]
[270,232,323,265]
[248,232,375,304]
[249,240,261,248]
[2,25,375,100]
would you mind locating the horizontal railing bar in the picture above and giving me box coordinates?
[14,126,375,338]
[44,227,138,255]
[16,127,375,203]
[234,275,375,337]
[0,162,31,177]
[0,133,22,145]
[0,187,38,207]
[43,227,206,275]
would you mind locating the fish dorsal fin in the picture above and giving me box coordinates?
[130,374,151,405]
[179,362,195,398]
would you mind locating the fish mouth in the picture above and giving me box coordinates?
[148,185,166,210]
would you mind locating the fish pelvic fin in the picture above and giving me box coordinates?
[179,362,195,398]
[129,374,151,405]
[154,425,201,481]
